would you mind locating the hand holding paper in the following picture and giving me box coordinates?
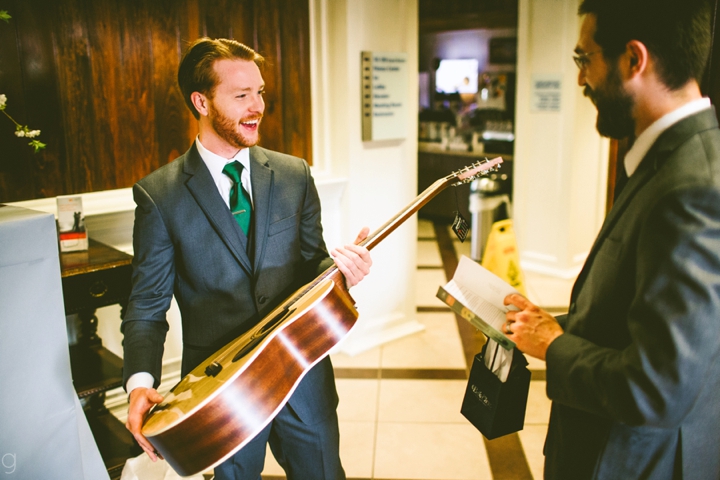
[438,256,521,382]
[504,293,564,361]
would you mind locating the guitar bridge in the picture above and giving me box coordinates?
[205,361,223,377]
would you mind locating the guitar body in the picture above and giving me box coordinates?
[142,271,357,476]
[140,157,502,476]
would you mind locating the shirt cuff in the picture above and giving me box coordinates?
[126,372,155,395]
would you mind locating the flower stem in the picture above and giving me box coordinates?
[2,109,22,128]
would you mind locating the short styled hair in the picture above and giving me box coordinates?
[578,0,712,90]
[178,38,264,119]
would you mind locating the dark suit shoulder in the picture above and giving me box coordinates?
[652,112,720,193]
[251,146,310,176]
[661,130,720,189]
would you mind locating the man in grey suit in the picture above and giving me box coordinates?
[504,1,720,478]
[122,38,372,480]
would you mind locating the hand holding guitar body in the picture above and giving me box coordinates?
[126,387,165,461]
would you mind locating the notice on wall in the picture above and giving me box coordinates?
[531,74,562,112]
[361,51,408,141]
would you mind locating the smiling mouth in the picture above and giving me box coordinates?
[241,118,261,129]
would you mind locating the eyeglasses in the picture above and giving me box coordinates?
[573,50,601,70]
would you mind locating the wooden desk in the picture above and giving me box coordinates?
[60,239,139,479]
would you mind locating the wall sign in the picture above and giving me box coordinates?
[361,51,408,141]
[531,74,562,112]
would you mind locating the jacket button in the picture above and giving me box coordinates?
[258,295,267,304]
[569,302,577,314]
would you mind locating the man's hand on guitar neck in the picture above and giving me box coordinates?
[331,226,372,288]
[126,387,165,461]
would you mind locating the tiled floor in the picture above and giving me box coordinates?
[255,219,575,480]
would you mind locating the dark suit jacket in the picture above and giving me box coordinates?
[121,144,337,424]
[544,108,720,480]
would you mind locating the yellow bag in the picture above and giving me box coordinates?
[481,219,527,296]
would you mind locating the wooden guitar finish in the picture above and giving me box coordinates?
[141,157,503,476]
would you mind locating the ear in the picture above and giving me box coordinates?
[190,91,209,117]
[625,40,649,79]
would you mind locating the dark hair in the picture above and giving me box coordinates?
[578,0,712,90]
[178,38,264,119]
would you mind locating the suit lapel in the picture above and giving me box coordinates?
[249,147,274,276]
[183,144,253,275]
[571,108,719,300]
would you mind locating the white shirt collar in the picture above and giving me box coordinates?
[195,136,251,174]
[624,97,711,177]
[194,137,253,206]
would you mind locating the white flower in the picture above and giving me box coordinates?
[26,129,41,138]
[14,129,25,137]
[0,94,6,109]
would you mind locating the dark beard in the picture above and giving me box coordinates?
[208,102,261,149]
[584,63,635,139]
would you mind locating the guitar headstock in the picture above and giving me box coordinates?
[450,157,503,186]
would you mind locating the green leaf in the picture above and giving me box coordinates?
[29,140,46,153]
[0,11,11,23]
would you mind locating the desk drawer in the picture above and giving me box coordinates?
[62,264,132,314]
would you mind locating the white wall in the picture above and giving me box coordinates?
[310,0,422,354]
[514,0,609,278]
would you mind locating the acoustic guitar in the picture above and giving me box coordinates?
[141,157,503,476]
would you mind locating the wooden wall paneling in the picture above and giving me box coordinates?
[117,0,156,188]
[253,0,284,156]
[149,0,193,167]
[226,0,256,48]
[17,1,67,199]
[178,0,201,145]
[203,0,234,39]
[83,0,123,194]
[279,0,311,163]
[0,0,34,201]
[0,0,313,201]
[52,0,100,195]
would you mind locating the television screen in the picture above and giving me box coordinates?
[435,59,479,94]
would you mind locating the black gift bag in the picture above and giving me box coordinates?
[461,342,531,439]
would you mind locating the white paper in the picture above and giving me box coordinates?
[445,256,520,382]
[120,454,203,480]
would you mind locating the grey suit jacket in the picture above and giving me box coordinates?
[544,108,720,480]
[121,144,337,424]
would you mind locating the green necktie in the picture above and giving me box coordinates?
[222,161,252,235]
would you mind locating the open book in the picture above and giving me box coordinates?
[437,255,520,382]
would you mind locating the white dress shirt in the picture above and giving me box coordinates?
[195,137,254,206]
[126,139,254,395]
[623,97,711,177]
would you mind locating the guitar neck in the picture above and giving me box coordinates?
[315,157,502,286]
[360,176,454,252]
[314,176,452,288]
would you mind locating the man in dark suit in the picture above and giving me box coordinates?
[504,1,720,478]
[122,38,372,480]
